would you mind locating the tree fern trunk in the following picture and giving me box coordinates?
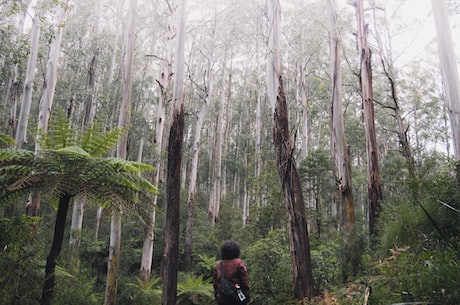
[41,194,71,305]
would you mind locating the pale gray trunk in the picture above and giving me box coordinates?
[327,0,354,232]
[299,63,309,159]
[327,0,355,280]
[105,0,137,304]
[16,8,41,148]
[139,3,174,283]
[4,8,28,137]
[266,0,280,112]
[432,0,460,159]
[35,1,69,151]
[184,50,213,270]
[70,0,102,262]
[208,55,227,223]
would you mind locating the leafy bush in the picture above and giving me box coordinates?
[245,229,293,305]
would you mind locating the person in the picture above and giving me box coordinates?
[213,240,250,304]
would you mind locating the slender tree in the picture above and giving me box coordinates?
[327,0,355,280]
[267,0,314,300]
[162,0,187,304]
[139,5,174,283]
[353,0,382,239]
[184,28,215,270]
[431,0,460,159]
[16,5,41,149]
[104,0,137,304]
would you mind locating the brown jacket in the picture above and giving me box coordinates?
[213,258,250,304]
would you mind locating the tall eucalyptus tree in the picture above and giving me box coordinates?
[104,0,137,304]
[139,3,174,284]
[327,0,355,280]
[184,16,215,270]
[16,4,41,149]
[432,0,460,159]
[162,0,187,304]
[267,0,314,300]
[353,0,382,239]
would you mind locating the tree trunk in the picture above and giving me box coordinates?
[26,1,69,217]
[274,76,314,300]
[16,8,41,149]
[69,197,85,273]
[35,0,69,151]
[162,0,186,304]
[208,54,226,223]
[267,0,314,300]
[432,0,460,159]
[327,0,355,281]
[40,194,71,305]
[105,0,137,303]
[354,0,382,239]
[69,0,101,273]
[184,55,213,271]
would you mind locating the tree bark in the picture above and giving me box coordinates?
[354,0,382,239]
[208,55,226,223]
[267,0,314,299]
[162,0,186,304]
[431,0,460,159]
[16,7,42,149]
[105,0,137,303]
[274,76,314,300]
[327,0,355,281]
[184,54,213,271]
[40,194,71,305]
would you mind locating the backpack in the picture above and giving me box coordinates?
[220,262,247,303]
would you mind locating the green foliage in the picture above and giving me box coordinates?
[0,133,15,147]
[40,108,128,157]
[245,229,293,305]
[370,247,459,305]
[117,276,162,305]
[370,160,460,305]
[310,238,341,294]
[0,146,157,216]
[0,216,44,305]
[195,254,218,279]
[177,273,214,305]
[52,275,102,305]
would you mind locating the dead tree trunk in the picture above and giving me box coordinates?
[162,0,186,304]
[273,76,314,299]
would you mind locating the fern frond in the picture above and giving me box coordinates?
[41,108,75,149]
[0,133,15,148]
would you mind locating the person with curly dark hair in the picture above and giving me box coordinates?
[212,240,250,304]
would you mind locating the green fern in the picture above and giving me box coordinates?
[0,146,157,217]
[177,273,214,305]
[0,133,15,148]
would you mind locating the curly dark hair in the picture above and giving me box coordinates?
[220,240,241,260]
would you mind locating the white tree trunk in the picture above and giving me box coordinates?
[16,8,41,148]
[70,0,102,258]
[209,56,227,223]
[105,0,137,304]
[184,47,213,269]
[432,0,460,159]
[140,7,173,279]
[35,0,69,151]
[266,0,281,112]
